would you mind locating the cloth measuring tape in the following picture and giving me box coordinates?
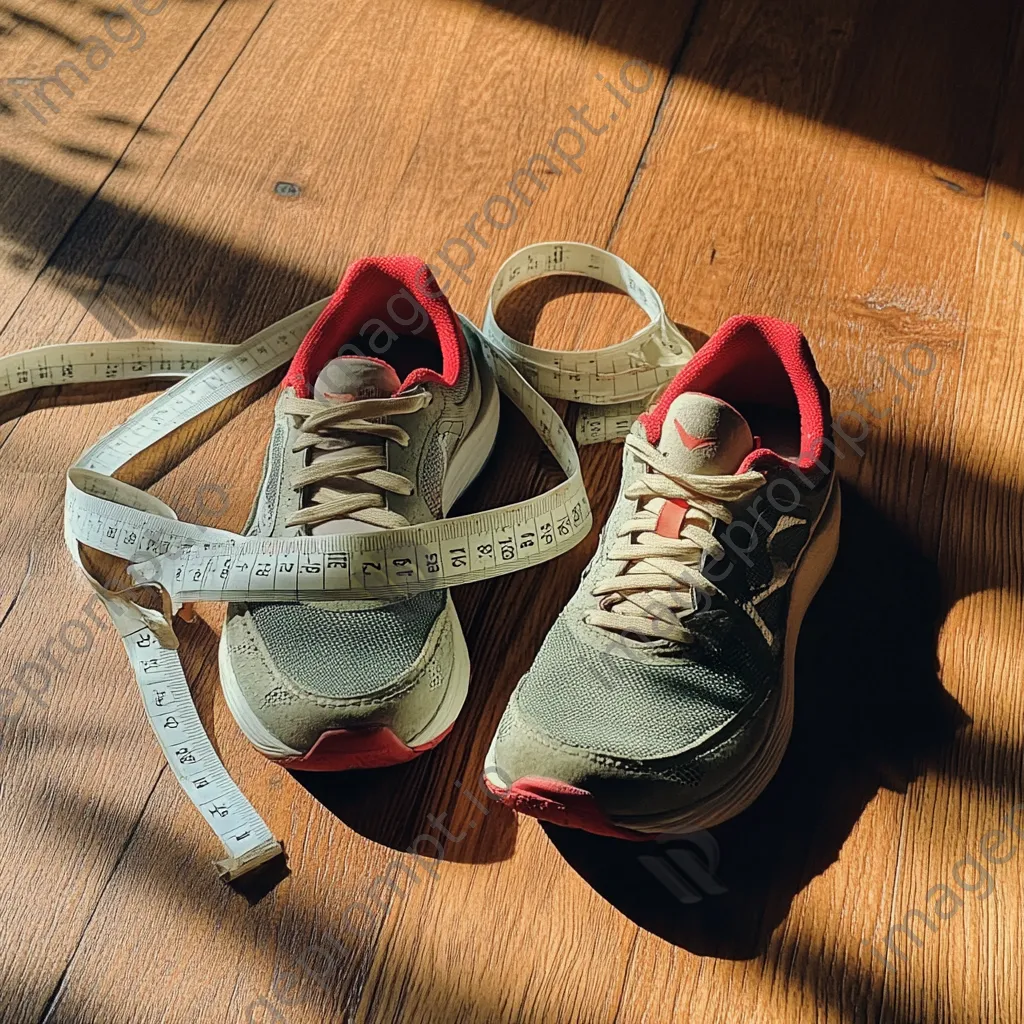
[1,241,693,881]
[483,241,694,443]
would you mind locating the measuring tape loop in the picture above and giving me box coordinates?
[57,300,329,880]
[3,241,690,880]
[0,338,232,398]
[481,241,696,444]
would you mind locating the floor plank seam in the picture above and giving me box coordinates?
[604,0,707,250]
[150,0,280,194]
[0,544,34,638]
[0,70,164,460]
[876,790,911,1019]
[34,766,167,1024]
[928,5,1024,557]
[608,927,640,1024]
[876,24,1024,1015]
[0,394,41,462]
[0,2,278,503]
[1,2,1021,1020]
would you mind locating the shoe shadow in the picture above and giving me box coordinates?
[540,485,965,958]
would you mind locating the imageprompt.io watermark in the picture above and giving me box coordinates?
[699,339,939,592]
[582,337,940,691]
[3,1,169,126]
[245,768,504,1024]
[0,481,231,752]
[0,253,225,728]
[863,803,1024,973]
[333,57,657,362]
[639,829,727,904]
[245,767,728,1022]
[426,59,656,292]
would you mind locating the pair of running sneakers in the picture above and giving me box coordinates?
[219,252,841,840]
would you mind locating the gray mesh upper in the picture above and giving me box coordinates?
[248,589,447,697]
[420,441,445,515]
[514,613,773,759]
[489,434,834,819]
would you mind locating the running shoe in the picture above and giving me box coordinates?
[220,256,499,770]
[484,315,840,836]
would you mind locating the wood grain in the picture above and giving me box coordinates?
[0,0,1022,1022]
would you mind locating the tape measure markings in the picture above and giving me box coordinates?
[77,305,325,476]
[124,626,272,858]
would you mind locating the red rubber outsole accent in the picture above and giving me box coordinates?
[485,776,649,841]
[274,723,454,772]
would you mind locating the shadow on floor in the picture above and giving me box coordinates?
[460,0,1023,190]
[0,0,1019,1002]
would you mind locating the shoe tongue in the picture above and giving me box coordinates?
[307,356,401,538]
[657,392,754,475]
[313,356,400,404]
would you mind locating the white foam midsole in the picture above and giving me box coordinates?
[484,481,843,833]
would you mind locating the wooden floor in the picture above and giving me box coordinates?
[2,1,1023,1021]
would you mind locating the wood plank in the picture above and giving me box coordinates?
[0,0,239,332]
[2,0,1022,1022]
[886,16,1024,1024]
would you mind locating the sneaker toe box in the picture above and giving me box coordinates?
[487,618,779,827]
[222,590,454,752]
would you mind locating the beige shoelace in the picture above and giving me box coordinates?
[280,390,432,531]
[585,434,765,643]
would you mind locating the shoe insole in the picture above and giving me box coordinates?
[340,333,444,381]
[734,403,802,460]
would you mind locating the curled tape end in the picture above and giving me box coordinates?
[214,840,285,883]
[126,562,184,624]
[145,612,179,650]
